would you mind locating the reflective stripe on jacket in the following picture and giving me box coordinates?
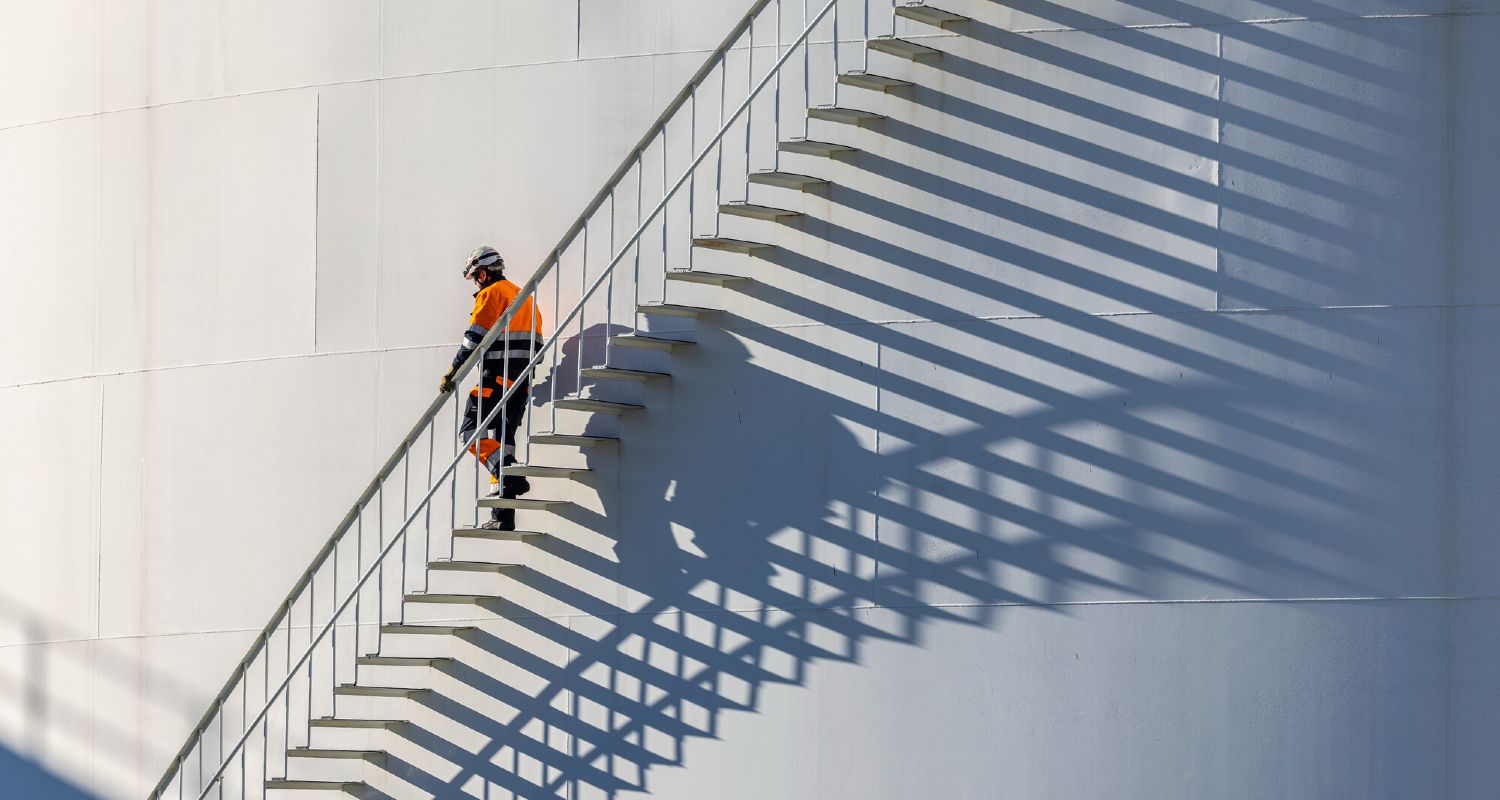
[450,278,545,376]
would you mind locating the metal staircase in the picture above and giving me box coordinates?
[149,1,972,796]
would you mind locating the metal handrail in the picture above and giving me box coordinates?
[147,0,854,795]
[144,4,783,796]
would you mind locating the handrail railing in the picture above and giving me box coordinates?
[148,0,891,796]
[144,4,782,795]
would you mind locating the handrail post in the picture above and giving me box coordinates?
[746,18,755,199]
[686,87,698,279]
[634,152,644,334]
[552,256,563,430]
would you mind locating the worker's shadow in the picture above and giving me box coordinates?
[484,319,959,795]
[525,321,638,443]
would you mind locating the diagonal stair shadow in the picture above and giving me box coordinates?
[333,4,1431,797]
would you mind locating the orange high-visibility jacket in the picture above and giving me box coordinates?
[450,278,545,385]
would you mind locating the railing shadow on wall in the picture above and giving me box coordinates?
[314,3,1422,797]
[0,591,205,800]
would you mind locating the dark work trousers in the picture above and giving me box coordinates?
[461,376,531,481]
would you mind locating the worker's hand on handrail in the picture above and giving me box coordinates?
[438,367,457,394]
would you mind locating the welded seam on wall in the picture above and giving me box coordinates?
[1213,30,1226,311]
[312,93,321,354]
[1,343,454,391]
[2,10,1496,136]
[874,344,883,584]
[1012,8,1500,36]
[93,381,105,638]
[5,594,1498,651]
[6,302,1500,392]
[707,302,1500,335]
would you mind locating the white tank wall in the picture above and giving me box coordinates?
[1,1,1496,798]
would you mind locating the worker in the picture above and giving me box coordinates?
[439,246,545,530]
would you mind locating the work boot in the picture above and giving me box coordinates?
[501,454,530,498]
[481,508,516,531]
[502,473,531,498]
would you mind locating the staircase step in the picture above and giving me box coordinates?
[553,397,644,415]
[665,269,748,286]
[868,36,942,60]
[452,527,547,541]
[381,622,478,635]
[719,202,802,222]
[582,366,670,383]
[779,138,858,157]
[404,593,501,605]
[333,685,431,699]
[808,105,885,126]
[838,71,914,91]
[501,464,590,480]
[288,748,387,763]
[611,334,695,352]
[311,717,406,731]
[355,655,454,667]
[749,171,829,190]
[692,237,773,255]
[528,433,619,448]
[265,780,367,792]
[477,496,572,511]
[639,302,719,319]
[895,2,970,28]
[427,559,523,574]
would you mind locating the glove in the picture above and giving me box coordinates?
[438,367,457,394]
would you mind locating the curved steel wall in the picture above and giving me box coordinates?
[1,1,1496,798]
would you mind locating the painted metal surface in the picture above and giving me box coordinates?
[0,0,1496,797]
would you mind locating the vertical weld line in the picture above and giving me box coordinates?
[373,8,384,349]
[313,93,321,354]
[873,342,881,583]
[94,380,105,637]
[1213,30,1226,311]
[1440,15,1460,794]
[89,0,108,639]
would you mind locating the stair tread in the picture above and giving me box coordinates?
[554,397,644,411]
[265,780,368,790]
[355,655,454,666]
[500,464,590,477]
[289,748,387,760]
[404,592,501,603]
[809,105,886,124]
[529,433,619,446]
[311,718,406,730]
[868,35,943,59]
[381,622,479,633]
[581,366,671,382]
[477,495,572,509]
[639,302,720,317]
[719,202,802,222]
[664,269,748,286]
[451,527,548,540]
[428,559,524,570]
[748,171,829,190]
[722,202,799,213]
[692,236,774,254]
[333,685,431,697]
[611,334,696,351]
[779,138,859,156]
[895,2,971,27]
[839,70,914,90]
